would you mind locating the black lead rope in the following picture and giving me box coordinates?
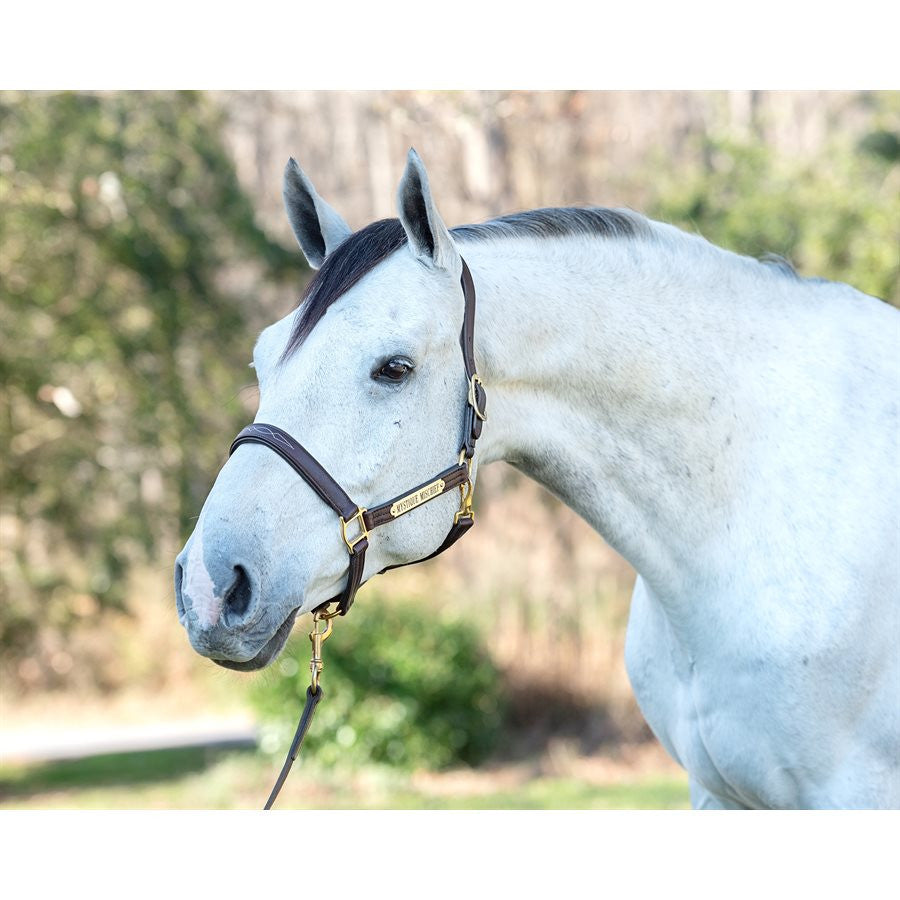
[263,685,323,809]
[263,610,334,809]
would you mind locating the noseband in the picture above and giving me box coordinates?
[228,258,487,618]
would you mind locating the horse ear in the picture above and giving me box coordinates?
[396,149,461,274]
[282,158,352,269]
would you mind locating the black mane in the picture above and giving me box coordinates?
[282,207,643,360]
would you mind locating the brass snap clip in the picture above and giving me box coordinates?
[454,479,474,525]
[454,449,476,525]
[309,607,338,693]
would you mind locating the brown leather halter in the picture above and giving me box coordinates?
[228,258,486,618]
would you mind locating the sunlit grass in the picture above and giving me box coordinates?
[0,747,689,810]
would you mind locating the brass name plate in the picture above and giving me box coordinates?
[390,478,446,518]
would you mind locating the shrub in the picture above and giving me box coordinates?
[247,599,506,770]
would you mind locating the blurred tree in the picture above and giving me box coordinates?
[646,93,900,307]
[0,91,300,684]
[249,598,506,769]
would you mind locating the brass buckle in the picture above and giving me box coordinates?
[340,508,369,554]
[467,373,487,422]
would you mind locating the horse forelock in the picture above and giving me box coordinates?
[281,218,408,361]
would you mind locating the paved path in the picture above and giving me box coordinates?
[0,717,258,764]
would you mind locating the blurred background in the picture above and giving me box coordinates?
[1,90,898,809]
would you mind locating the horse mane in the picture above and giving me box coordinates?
[452,206,645,244]
[281,207,646,360]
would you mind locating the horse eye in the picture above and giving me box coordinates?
[373,357,414,383]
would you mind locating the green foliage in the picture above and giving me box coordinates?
[248,600,506,769]
[0,91,300,681]
[646,97,900,307]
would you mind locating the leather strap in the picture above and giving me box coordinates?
[230,422,369,616]
[459,260,486,459]
[364,463,469,528]
[228,256,486,617]
[231,424,359,521]
[378,514,474,574]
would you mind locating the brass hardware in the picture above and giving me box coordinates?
[454,451,474,524]
[389,478,446,518]
[467,374,487,422]
[340,508,369,554]
[454,476,474,525]
[453,450,475,525]
[309,609,336,692]
[315,602,342,621]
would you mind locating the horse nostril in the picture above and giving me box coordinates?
[222,564,254,624]
[174,561,186,619]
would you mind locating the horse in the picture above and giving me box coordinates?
[175,149,900,809]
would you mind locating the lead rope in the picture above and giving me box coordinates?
[263,607,338,809]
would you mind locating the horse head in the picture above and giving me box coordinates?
[174,150,480,670]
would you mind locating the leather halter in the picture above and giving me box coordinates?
[228,258,486,618]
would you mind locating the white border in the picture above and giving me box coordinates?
[0,811,900,900]
[2,2,897,89]
[2,810,898,897]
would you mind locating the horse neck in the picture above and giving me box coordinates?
[465,228,788,595]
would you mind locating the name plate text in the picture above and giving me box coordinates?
[389,478,446,518]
